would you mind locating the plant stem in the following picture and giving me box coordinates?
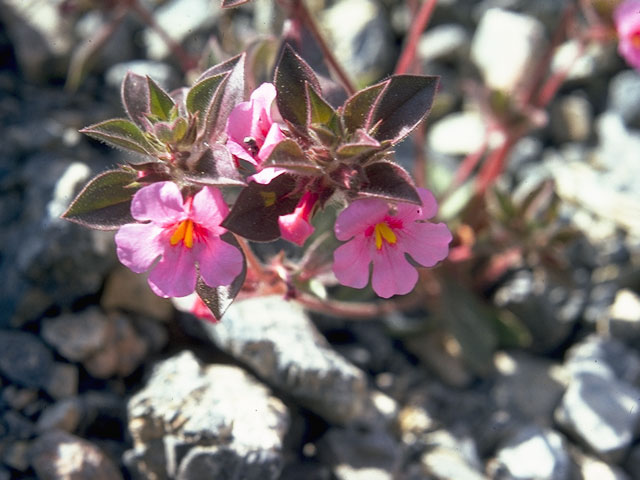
[295,291,422,319]
[394,0,438,75]
[291,0,356,96]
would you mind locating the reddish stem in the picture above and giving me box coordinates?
[394,0,438,75]
[128,0,199,73]
[290,0,356,96]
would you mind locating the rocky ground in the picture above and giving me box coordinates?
[1,0,640,479]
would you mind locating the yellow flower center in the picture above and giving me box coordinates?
[374,222,397,250]
[170,219,195,248]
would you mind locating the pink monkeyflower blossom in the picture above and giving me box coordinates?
[226,82,285,168]
[279,191,319,246]
[614,0,640,70]
[333,188,452,298]
[115,181,243,298]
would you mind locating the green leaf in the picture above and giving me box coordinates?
[336,128,381,160]
[80,119,156,158]
[262,139,322,175]
[369,75,439,144]
[221,174,300,241]
[122,72,150,127]
[342,83,385,133]
[195,232,247,321]
[275,45,320,132]
[186,73,227,126]
[147,76,175,121]
[359,162,421,205]
[307,83,338,130]
[61,169,139,230]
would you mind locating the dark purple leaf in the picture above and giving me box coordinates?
[206,54,246,142]
[262,139,322,175]
[183,144,245,187]
[369,75,439,144]
[275,45,320,132]
[196,53,244,83]
[80,119,157,159]
[342,83,385,134]
[221,174,300,241]
[122,72,150,127]
[220,0,252,8]
[195,232,246,321]
[359,161,421,205]
[61,169,139,230]
[336,128,381,159]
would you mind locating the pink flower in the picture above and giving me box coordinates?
[615,0,640,70]
[333,188,452,298]
[278,191,319,245]
[226,83,285,167]
[115,182,243,298]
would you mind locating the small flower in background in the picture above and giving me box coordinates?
[278,191,319,245]
[115,181,243,298]
[226,82,285,167]
[332,188,452,298]
[614,0,640,70]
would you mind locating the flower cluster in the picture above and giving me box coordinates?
[63,47,451,320]
[615,0,640,70]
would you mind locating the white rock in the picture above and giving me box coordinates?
[428,111,488,156]
[471,8,546,93]
[418,24,469,63]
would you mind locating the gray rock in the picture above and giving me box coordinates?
[624,443,640,479]
[125,350,289,480]
[2,439,30,472]
[572,450,630,480]
[564,334,640,385]
[493,268,585,353]
[322,0,396,83]
[29,430,123,480]
[471,8,546,93]
[492,351,566,425]
[0,330,53,389]
[317,427,400,480]
[44,362,79,400]
[604,289,640,347]
[550,93,593,143]
[554,373,640,463]
[42,308,111,362]
[420,430,487,480]
[1,385,38,411]
[0,0,74,82]
[608,70,640,129]
[143,0,219,60]
[418,24,469,63]
[488,425,570,480]
[190,296,368,425]
[36,398,82,434]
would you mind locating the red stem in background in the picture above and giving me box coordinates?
[394,0,438,75]
[290,0,356,96]
[128,0,199,73]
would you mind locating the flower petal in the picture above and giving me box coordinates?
[399,221,452,268]
[249,167,286,185]
[226,138,258,165]
[332,237,372,289]
[115,223,165,273]
[226,101,254,144]
[191,186,228,235]
[615,0,640,34]
[334,198,389,241]
[257,122,285,163]
[198,236,244,287]
[279,213,314,246]
[396,187,438,222]
[371,247,418,298]
[130,182,185,224]
[147,245,197,297]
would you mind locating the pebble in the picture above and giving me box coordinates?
[418,24,469,63]
[470,8,546,93]
[29,430,123,480]
[608,69,640,129]
[190,296,369,425]
[41,308,110,362]
[488,425,570,480]
[549,93,593,143]
[125,350,289,479]
[44,362,79,400]
[0,330,53,389]
[36,397,82,434]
